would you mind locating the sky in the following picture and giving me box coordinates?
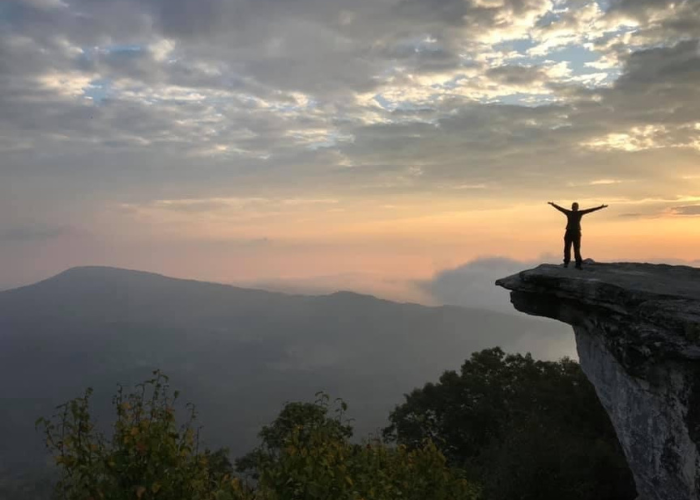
[1,0,700,303]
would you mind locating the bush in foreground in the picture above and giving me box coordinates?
[38,372,479,500]
[37,371,243,500]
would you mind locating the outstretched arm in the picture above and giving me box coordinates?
[580,204,608,215]
[547,201,569,214]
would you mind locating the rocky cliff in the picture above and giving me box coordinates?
[496,262,700,500]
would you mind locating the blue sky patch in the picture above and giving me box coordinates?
[83,79,112,104]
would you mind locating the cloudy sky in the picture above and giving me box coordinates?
[1,0,699,300]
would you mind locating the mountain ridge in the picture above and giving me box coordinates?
[0,263,573,489]
[4,265,284,298]
[7,266,408,301]
[1,265,494,316]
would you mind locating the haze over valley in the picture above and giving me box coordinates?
[0,266,571,479]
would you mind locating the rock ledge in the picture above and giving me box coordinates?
[496,262,700,500]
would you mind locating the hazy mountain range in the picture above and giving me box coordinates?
[0,266,571,487]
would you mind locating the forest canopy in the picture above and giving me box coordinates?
[35,349,637,500]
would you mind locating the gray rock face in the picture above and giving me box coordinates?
[496,262,700,500]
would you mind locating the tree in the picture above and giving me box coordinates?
[235,393,353,479]
[383,348,636,500]
[36,371,250,500]
[237,393,480,500]
[39,374,479,500]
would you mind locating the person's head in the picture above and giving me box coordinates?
[572,202,579,211]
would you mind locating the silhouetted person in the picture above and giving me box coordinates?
[548,201,608,269]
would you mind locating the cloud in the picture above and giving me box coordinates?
[1,0,700,287]
[419,256,578,360]
[130,197,340,216]
[486,64,548,85]
[237,272,432,305]
[589,179,623,185]
[606,0,700,42]
[0,224,78,243]
[671,205,700,216]
[421,256,560,314]
[2,2,698,166]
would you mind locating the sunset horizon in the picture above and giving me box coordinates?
[2,0,699,302]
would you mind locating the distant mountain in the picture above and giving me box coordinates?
[0,266,571,482]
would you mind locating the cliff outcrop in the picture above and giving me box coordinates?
[496,263,700,500]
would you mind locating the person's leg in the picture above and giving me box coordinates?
[563,233,572,267]
[574,234,583,269]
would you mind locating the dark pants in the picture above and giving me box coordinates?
[564,231,582,266]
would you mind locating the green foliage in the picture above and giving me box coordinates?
[238,393,480,500]
[235,393,353,479]
[36,371,249,500]
[39,352,636,500]
[39,375,478,500]
[384,347,637,500]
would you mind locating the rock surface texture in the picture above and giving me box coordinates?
[496,263,700,500]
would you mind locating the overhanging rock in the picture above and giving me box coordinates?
[496,262,700,500]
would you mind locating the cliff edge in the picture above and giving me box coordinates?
[496,262,700,500]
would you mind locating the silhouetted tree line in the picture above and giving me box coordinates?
[384,348,635,500]
[33,349,636,500]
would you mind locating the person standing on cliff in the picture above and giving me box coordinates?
[548,202,608,269]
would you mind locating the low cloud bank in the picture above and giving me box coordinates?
[421,255,558,314]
